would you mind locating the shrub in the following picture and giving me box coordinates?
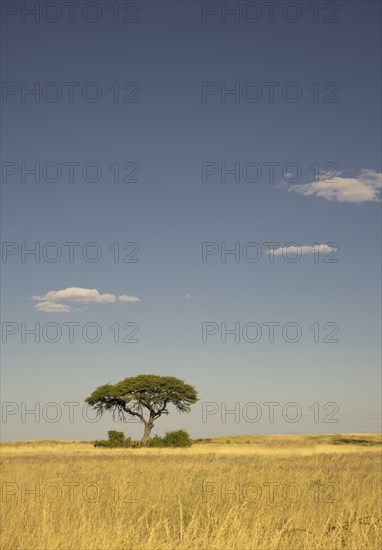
[94,430,133,448]
[162,430,193,447]
[147,430,192,448]
[147,435,165,447]
[94,429,193,448]
[93,439,110,448]
[107,430,126,447]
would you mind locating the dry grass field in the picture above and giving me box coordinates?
[1,434,381,550]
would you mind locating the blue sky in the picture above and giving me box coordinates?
[1,0,381,440]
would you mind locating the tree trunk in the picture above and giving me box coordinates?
[141,417,154,444]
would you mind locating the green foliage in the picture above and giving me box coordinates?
[147,430,193,448]
[163,429,193,447]
[94,429,192,449]
[107,430,126,446]
[85,374,198,419]
[94,430,133,448]
[147,435,165,447]
[85,375,198,444]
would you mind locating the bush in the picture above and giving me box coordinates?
[94,430,133,448]
[163,429,192,447]
[147,430,193,448]
[94,429,193,448]
[147,435,165,447]
[93,439,109,448]
[107,430,126,447]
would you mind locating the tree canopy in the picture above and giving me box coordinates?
[85,374,198,443]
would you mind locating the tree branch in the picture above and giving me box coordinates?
[154,399,169,418]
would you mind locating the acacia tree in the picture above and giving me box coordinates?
[85,374,198,444]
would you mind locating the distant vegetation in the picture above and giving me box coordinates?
[194,434,382,447]
[147,430,193,448]
[331,435,381,446]
[94,430,134,448]
[94,429,193,448]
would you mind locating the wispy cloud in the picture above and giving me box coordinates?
[270,244,336,256]
[32,287,140,312]
[118,294,141,302]
[288,169,381,203]
[34,301,72,313]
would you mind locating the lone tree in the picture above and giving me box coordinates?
[85,374,198,444]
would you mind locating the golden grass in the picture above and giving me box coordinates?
[1,434,381,549]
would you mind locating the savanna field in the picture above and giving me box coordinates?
[1,434,381,550]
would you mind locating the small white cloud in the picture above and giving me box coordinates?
[186,294,192,299]
[271,244,336,256]
[33,287,116,304]
[32,287,140,312]
[118,294,140,302]
[288,169,381,203]
[35,301,72,313]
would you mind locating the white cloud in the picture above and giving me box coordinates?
[288,169,381,203]
[186,294,192,299]
[32,287,140,312]
[271,244,336,256]
[33,287,116,304]
[118,294,140,302]
[34,301,72,313]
